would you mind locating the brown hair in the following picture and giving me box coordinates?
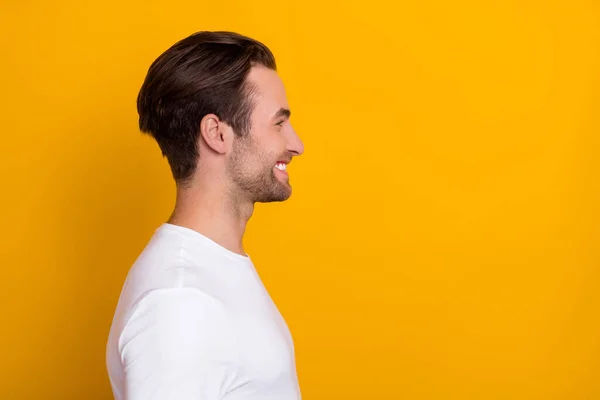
[137,31,277,186]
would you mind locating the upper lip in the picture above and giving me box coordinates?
[276,159,291,164]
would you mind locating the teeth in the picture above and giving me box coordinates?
[275,163,287,171]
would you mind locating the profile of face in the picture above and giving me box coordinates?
[227,66,304,203]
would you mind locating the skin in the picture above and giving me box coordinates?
[167,65,305,256]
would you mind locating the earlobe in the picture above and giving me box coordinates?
[200,114,228,154]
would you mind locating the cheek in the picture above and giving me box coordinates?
[242,146,271,173]
[270,130,289,153]
[233,134,280,173]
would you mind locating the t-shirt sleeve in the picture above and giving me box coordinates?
[117,287,239,400]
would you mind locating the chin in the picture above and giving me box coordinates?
[263,193,292,203]
[277,185,293,201]
[255,187,292,203]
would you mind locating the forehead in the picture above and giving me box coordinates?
[246,66,289,116]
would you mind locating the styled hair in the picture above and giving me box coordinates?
[137,31,277,186]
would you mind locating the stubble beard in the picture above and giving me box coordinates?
[227,136,292,204]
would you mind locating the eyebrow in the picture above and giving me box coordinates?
[273,108,291,120]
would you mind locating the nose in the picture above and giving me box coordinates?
[287,126,304,156]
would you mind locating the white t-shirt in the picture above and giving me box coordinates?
[106,223,301,400]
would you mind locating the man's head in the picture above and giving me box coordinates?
[137,31,304,202]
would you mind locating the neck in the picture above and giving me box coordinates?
[167,181,254,257]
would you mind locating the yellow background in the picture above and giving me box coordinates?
[1,0,599,398]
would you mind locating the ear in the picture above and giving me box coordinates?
[199,113,233,154]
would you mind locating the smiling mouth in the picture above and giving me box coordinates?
[275,162,287,172]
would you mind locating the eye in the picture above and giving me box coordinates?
[275,120,285,127]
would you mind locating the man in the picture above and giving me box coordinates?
[105,31,305,400]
